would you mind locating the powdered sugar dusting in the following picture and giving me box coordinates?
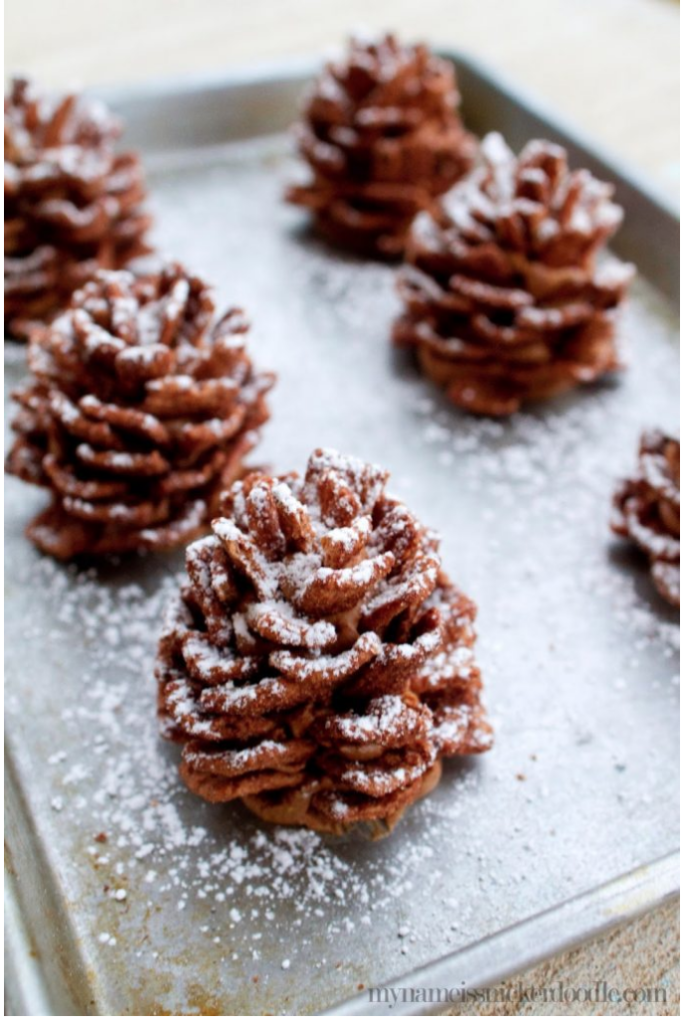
[4,134,679,1015]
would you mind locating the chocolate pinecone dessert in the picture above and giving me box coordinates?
[5,77,151,339]
[394,132,634,416]
[286,34,476,258]
[5,264,274,559]
[612,431,680,607]
[157,448,492,836]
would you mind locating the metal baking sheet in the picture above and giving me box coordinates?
[5,53,680,1015]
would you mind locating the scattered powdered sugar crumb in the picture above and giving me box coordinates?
[5,551,494,978]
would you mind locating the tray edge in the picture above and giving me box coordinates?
[323,850,680,1015]
[5,50,680,1016]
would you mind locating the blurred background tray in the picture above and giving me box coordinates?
[4,53,680,1015]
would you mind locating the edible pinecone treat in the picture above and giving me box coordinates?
[612,431,680,607]
[5,264,274,559]
[286,34,476,258]
[5,77,151,339]
[394,132,634,416]
[157,448,492,836]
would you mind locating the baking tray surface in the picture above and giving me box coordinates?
[5,56,680,1016]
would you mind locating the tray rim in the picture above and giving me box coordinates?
[5,50,680,1017]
